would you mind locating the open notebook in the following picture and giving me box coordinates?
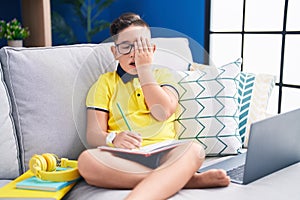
[98,139,189,157]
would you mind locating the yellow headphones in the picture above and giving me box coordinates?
[29,153,80,182]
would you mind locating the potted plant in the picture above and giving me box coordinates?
[0,18,30,47]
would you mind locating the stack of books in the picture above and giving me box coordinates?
[0,169,80,199]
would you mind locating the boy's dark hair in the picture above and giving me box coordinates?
[110,12,149,40]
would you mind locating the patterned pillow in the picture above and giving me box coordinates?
[175,59,242,156]
[189,61,276,148]
[238,72,275,147]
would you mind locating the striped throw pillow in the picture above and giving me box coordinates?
[238,72,275,147]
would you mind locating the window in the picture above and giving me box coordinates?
[208,0,300,114]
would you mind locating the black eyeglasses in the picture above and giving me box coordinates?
[115,42,134,55]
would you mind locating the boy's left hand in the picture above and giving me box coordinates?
[134,37,155,68]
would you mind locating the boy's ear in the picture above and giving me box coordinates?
[111,46,118,59]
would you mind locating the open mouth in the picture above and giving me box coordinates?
[129,62,136,67]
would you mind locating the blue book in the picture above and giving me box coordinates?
[16,168,77,192]
[16,176,74,192]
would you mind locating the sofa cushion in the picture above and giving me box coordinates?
[152,37,193,71]
[0,62,20,179]
[0,44,115,173]
[176,59,242,156]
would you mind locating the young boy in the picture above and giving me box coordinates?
[78,12,230,200]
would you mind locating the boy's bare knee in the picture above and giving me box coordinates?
[182,141,205,167]
[77,150,91,178]
[78,150,107,187]
[190,141,205,160]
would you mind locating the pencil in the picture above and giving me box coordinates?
[116,102,132,131]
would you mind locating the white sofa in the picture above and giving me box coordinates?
[0,37,299,200]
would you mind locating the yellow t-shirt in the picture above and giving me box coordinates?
[86,66,179,146]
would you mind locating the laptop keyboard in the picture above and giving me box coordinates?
[226,165,245,182]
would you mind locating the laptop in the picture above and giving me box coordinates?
[198,108,300,184]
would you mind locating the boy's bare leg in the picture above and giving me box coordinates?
[78,142,230,200]
[78,149,152,188]
[126,141,230,200]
